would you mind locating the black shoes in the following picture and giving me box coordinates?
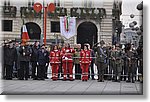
[25,78,28,80]
[92,78,95,80]
[33,78,38,80]
[126,80,131,82]
[6,78,12,80]
[97,80,104,82]
[44,77,49,79]
[18,78,24,80]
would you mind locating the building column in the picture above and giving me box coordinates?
[97,23,101,43]
[74,35,77,44]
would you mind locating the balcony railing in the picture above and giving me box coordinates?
[2,6,17,17]
[48,7,67,18]
[20,7,42,18]
[71,8,106,19]
[48,7,106,19]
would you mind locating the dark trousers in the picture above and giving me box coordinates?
[2,63,6,79]
[97,62,105,81]
[37,65,45,79]
[75,64,81,79]
[121,60,127,81]
[108,59,114,80]
[45,63,49,78]
[31,61,38,78]
[89,62,94,79]
[113,64,122,81]
[5,64,13,79]
[19,61,29,79]
[128,65,136,82]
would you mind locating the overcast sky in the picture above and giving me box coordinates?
[121,0,143,28]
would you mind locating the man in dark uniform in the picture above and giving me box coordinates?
[90,49,95,80]
[45,46,50,79]
[4,41,17,80]
[93,40,107,82]
[19,42,32,80]
[37,44,49,80]
[31,41,39,80]
[2,41,9,79]
[137,45,143,83]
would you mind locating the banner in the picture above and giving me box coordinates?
[60,16,76,39]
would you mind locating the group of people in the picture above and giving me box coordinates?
[2,40,143,83]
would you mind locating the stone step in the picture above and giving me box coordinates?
[64,1,73,7]
[101,23,112,27]
[103,5,113,8]
[103,0,114,5]
[101,26,112,29]
[102,18,112,22]
[101,29,112,32]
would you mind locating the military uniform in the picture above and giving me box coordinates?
[105,46,111,80]
[94,46,107,82]
[108,49,115,80]
[121,50,128,81]
[137,46,143,83]
[111,49,122,82]
[126,49,137,83]
[73,49,81,80]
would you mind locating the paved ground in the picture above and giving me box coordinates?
[0,79,143,95]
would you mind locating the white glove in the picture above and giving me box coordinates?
[37,62,39,65]
[46,63,48,66]
[62,56,65,59]
[65,57,68,60]
[23,52,25,56]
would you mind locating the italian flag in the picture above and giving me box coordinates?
[22,25,29,43]
[64,16,70,32]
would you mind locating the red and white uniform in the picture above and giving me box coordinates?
[80,50,92,81]
[61,47,75,80]
[50,50,61,80]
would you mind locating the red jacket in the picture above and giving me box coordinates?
[61,47,75,62]
[80,50,92,64]
[50,50,61,64]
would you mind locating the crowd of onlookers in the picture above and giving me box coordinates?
[1,40,143,83]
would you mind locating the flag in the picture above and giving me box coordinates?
[22,25,29,43]
[60,16,76,39]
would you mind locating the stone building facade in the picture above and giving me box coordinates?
[1,0,122,46]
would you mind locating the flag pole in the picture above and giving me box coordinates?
[44,6,47,45]
[40,0,44,45]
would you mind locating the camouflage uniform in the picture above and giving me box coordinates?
[94,46,107,82]
[73,49,81,79]
[111,49,122,82]
[107,47,112,80]
[126,49,137,83]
